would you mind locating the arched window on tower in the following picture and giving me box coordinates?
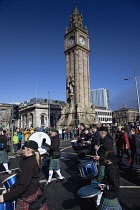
[41,114,45,125]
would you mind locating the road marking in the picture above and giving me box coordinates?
[1,185,140,191]
[60,146,72,151]
[0,168,19,174]
[8,156,16,159]
[61,151,77,155]
[120,186,140,188]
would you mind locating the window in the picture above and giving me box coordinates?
[41,115,45,125]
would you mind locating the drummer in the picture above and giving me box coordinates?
[76,129,92,160]
[42,130,65,185]
[94,126,113,182]
[98,151,122,210]
[0,127,11,174]
[0,140,48,210]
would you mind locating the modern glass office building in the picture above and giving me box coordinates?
[90,88,110,110]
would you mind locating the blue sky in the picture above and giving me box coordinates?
[0,0,140,110]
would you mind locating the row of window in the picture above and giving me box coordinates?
[99,117,112,122]
[96,112,112,116]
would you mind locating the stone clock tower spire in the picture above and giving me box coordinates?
[57,6,95,126]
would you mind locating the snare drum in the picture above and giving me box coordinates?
[0,201,14,210]
[78,160,98,179]
[77,184,99,198]
[2,174,17,190]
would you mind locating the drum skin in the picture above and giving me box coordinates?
[28,132,51,155]
[77,184,99,198]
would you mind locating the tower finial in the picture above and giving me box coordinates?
[74,0,78,8]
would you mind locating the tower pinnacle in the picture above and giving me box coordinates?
[70,6,83,29]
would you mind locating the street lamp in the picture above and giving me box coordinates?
[48,92,50,127]
[124,68,140,122]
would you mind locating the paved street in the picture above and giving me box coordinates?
[0,140,140,210]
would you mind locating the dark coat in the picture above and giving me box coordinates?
[97,135,113,161]
[102,163,120,199]
[3,155,40,202]
[91,130,100,146]
[43,135,60,157]
[129,134,140,156]
[0,134,8,150]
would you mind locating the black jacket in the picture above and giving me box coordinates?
[0,135,8,150]
[91,130,100,146]
[43,135,60,157]
[97,135,113,161]
[102,163,120,199]
[3,155,40,201]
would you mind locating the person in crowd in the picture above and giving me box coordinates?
[124,123,131,137]
[0,140,48,209]
[129,128,140,168]
[94,126,113,182]
[66,128,70,139]
[6,129,11,141]
[63,128,67,140]
[58,127,62,139]
[75,129,92,159]
[23,128,31,141]
[12,132,19,154]
[90,124,100,155]
[115,126,122,159]
[16,128,22,151]
[30,127,34,134]
[98,151,122,210]
[38,126,45,132]
[0,128,11,174]
[42,130,65,185]
[70,127,75,139]
[79,123,86,139]
[119,127,131,163]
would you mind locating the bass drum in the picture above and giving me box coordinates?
[28,132,51,155]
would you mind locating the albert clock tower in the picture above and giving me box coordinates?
[57,6,95,126]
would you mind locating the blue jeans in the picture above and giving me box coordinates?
[59,134,62,139]
[64,133,67,139]
[13,144,18,153]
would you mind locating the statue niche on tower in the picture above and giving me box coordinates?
[67,73,75,107]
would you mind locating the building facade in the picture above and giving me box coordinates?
[18,98,65,128]
[113,104,139,125]
[57,6,95,127]
[95,106,112,125]
[91,88,110,110]
[0,103,13,128]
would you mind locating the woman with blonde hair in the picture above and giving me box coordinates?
[0,140,48,210]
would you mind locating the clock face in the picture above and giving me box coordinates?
[69,36,75,46]
[79,36,85,46]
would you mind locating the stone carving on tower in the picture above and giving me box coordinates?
[57,6,96,126]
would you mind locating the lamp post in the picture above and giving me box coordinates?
[124,68,140,122]
[48,92,50,127]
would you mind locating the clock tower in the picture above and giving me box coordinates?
[57,6,95,126]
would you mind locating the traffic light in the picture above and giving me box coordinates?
[12,105,19,120]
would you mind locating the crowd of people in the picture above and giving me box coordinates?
[0,122,140,209]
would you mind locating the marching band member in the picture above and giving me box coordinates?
[42,130,65,185]
[0,128,11,174]
[98,151,122,210]
[94,126,113,182]
[0,140,48,210]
